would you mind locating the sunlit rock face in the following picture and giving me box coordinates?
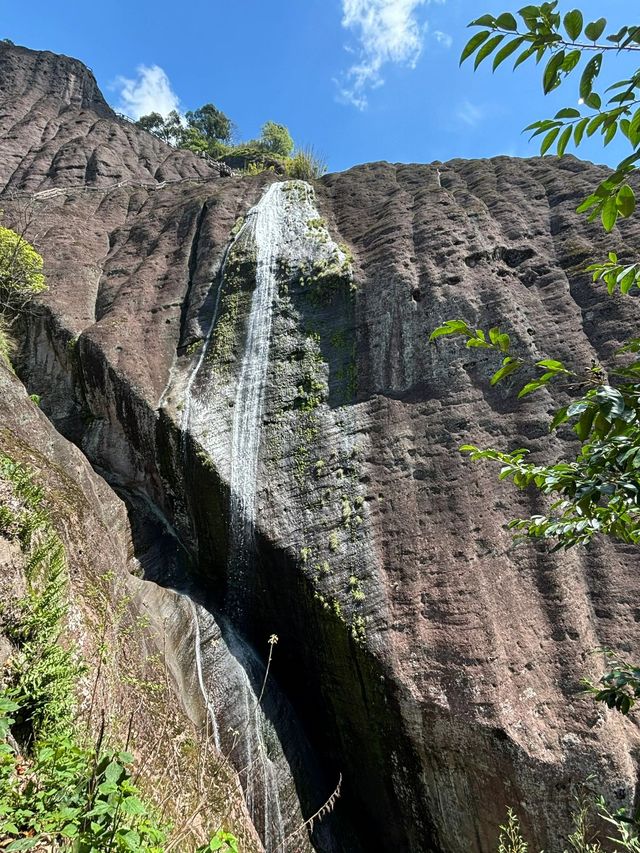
[3,39,640,853]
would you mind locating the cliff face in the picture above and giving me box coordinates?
[2,40,640,853]
[0,357,262,849]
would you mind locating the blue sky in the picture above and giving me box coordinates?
[3,1,636,173]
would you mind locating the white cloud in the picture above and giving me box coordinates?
[455,100,485,127]
[433,30,452,48]
[115,65,180,120]
[338,0,437,109]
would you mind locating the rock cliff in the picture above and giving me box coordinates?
[2,40,640,853]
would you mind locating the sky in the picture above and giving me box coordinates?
[2,0,636,173]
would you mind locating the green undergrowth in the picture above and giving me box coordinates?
[0,453,237,852]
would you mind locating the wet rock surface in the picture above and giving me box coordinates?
[2,40,640,852]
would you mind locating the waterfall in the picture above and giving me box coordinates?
[228,182,284,593]
[189,598,221,751]
[177,179,350,852]
[186,596,287,852]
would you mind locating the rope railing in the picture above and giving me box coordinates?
[0,163,238,202]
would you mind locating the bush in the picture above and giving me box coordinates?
[286,146,328,180]
[0,227,46,310]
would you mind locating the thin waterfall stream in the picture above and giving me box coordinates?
[228,182,284,608]
[176,180,351,852]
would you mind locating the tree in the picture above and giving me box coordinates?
[430,4,640,731]
[259,121,294,157]
[134,112,165,136]
[0,226,46,311]
[178,126,210,155]
[185,103,232,144]
[135,109,184,146]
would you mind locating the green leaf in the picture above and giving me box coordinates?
[469,15,497,28]
[536,359,568,372]
[580,54,603,100]
[460,30,491,64]
[616,184,636,218]
[584,17,607,41]
[104,760,123,783]
[557,125,572,157]
[550,406,569,430]
[519,5,540,30]
[619,269,636,294]
[584,92,601,110]
[574,407,596,441]
[541,126,560,155]
[513,44,537,70]
[563,9,583,41]
[555,107,580,119]
[429,320,472,341]
[490,358,522,385]
[543,50,565,94]
[561,49,581,74]
[573,117,589,146]
[586,113,606,137]
[518,380,544,398]
[474,34,506,69]
[601,196,619,232]
[492,37,525,70]
[496,12,518,31]
[120,795,146,816]
[603,121,617,146]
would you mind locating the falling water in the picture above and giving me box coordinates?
[187,596,287,852]
[188,598,221,751]
[228,182,285,586]
[177,180,348,852]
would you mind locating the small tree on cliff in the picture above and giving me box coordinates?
[184,103,232,144]
[135,109,184,146]
[431,5,640,712]
[0,225,46,312]
[0,219,46,368]
[258,121,294,157]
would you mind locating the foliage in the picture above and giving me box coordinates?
[582,650,640,715]
[135,104,322,178]
[460,3,640,234]
[495,797,640,852]
[0,707,168,852]
[497,808,528,853]
[0,454,239,852]
[259,121,294,157]
[430,5,640,555]
[134,112,165,137]
[430,317,640,548]
[177,126,211,155]
[195,830,239,852]
[0,226,46,310]
[286,146,328,180]
[185,103,232,144]
[242,161,275,177]
[135,110,186,146]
